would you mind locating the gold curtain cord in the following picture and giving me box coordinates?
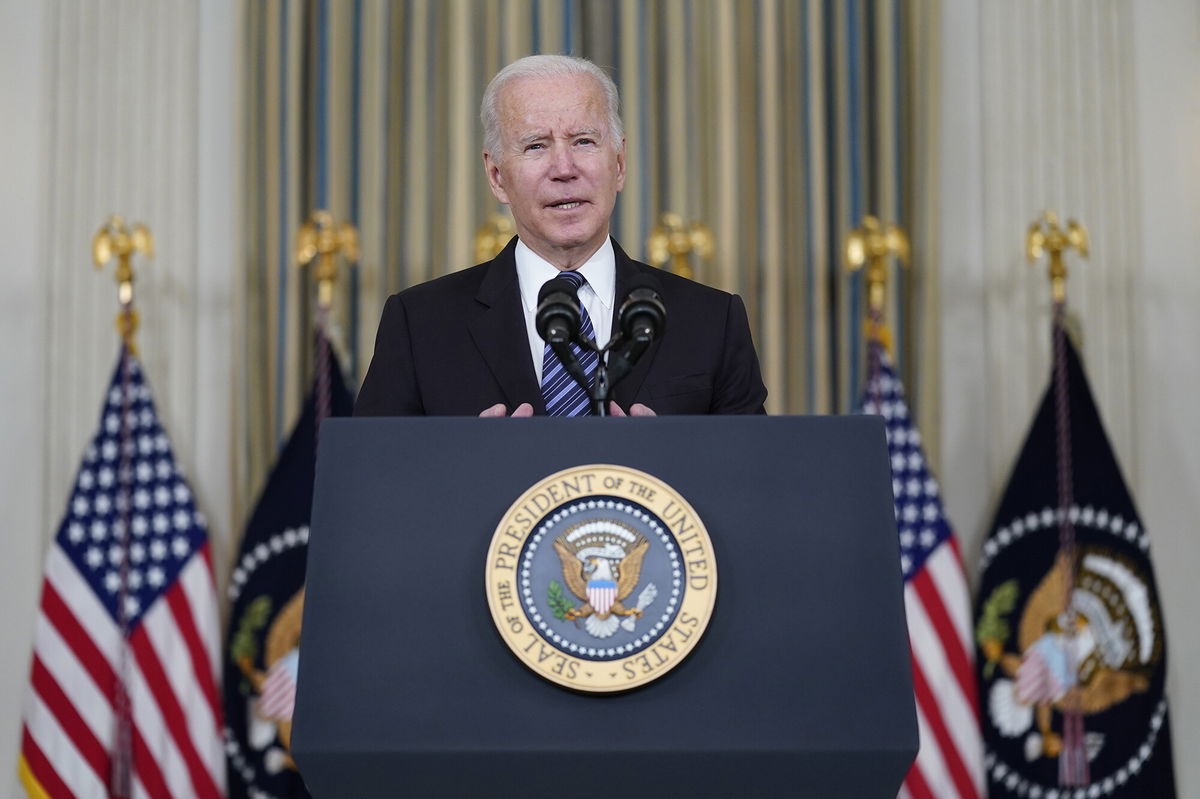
[1026,211,1088,306]
[646,213,714,281]
[93,215,154,353]
[296,210,360,312]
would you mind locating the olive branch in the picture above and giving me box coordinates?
[230,596,272,693]
[975,579,1018,679]
[547,580,575,620]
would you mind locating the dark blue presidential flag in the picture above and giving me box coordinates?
[222,341,353,799]
[974,333,1176,798]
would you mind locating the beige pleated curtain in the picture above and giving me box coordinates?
[237,0,940,518]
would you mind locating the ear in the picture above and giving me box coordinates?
[614,138,627,193]
[483,151,511,205]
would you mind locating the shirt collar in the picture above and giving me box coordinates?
[515,238,616,313]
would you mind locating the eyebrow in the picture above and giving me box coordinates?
[514,128,603,146]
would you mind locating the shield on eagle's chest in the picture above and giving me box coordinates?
[587,579,617,615]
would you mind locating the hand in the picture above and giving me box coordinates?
[608,401,656,417]
[479,403,534,418]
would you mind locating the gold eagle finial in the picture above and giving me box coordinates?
[845,215,909,317]
[296,210,360,311]
[1026,210,1088,305]
[93,215,154,350]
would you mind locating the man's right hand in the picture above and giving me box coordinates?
[479,403,534,418]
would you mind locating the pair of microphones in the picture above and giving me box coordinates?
[534,274,666,415]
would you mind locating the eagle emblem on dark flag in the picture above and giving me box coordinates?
[974,335,1176,797]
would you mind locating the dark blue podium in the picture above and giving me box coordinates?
[292,416,917,797]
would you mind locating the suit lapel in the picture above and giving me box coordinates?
[467,240,546,414]
[611,239,663,409]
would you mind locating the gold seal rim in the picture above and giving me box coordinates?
[484,464,717,693]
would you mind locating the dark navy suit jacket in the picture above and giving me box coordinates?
[354,237,767,416]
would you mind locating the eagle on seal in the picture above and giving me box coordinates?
[553,535,649,639]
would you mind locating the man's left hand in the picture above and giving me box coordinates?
[479,403,535,417]
[608,402,656,417]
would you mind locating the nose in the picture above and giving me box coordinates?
[548,143,578,180]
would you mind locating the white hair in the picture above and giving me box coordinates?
[480,54,624,162]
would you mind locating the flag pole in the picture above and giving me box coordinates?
[845,215,909,409]
[92,215,154,798]
[297,210,359,432]
[1026,209,1090,786]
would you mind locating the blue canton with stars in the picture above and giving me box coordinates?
[56,349,207,629]
[858,347,952,580]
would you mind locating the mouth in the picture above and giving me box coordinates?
[546,199,587,211]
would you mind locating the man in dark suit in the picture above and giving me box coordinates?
[355,54,766,417]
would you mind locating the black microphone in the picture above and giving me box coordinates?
[535,276,593,399]
[618,279,666,343]
[607,279,666,387]
[535,276,582,345]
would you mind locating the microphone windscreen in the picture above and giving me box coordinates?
[536,276,583,343]
[619,277,666,339]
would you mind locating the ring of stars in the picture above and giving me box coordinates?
[520,498,682,661]
[227,526,310,602]
[981,504,1149,572]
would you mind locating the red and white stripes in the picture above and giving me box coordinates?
[20,543,225,799]
[900,538,985,799]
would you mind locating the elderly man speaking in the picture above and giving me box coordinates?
[354,54,767,417]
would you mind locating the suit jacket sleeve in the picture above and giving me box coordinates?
[711,293,768,415]
[354,294,425,416]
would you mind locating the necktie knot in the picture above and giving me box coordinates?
[557,269,586,290]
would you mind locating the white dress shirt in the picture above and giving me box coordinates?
[514,238,615,384]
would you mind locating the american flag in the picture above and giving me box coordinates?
[859,343,984,799]
[19,349,225,799]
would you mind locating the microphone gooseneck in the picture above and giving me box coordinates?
[607,279,666,388]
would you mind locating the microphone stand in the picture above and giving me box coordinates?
[576,331,650,417]
[570,334,610,416]
[591,358,611,416]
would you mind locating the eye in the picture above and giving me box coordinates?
[524,142,545,152]
[575,137,596,146]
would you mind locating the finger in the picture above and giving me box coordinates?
[607,401,627,417]
[479,403,508,417]
[630,403,657,417]
[511,403,534,417]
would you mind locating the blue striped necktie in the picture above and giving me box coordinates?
[541,270,599,416]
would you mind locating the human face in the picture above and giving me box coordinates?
[483,73,626,270]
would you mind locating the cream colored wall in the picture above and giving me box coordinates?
[1129,1,1200,794]
[0,2,238,796]
[0,3,51,795]
[939,1,1200,795]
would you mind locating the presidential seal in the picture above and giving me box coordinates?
[485,464,716,692]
